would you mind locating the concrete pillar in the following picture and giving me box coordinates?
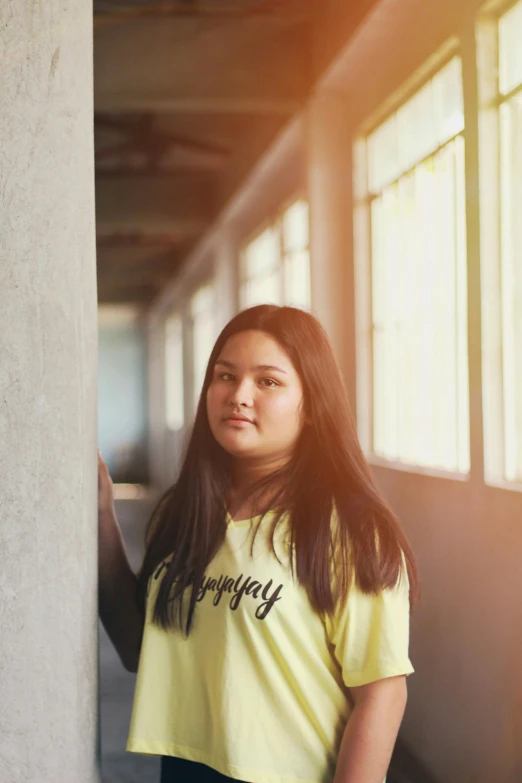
[307,90,357,413]
[0,3,98,782]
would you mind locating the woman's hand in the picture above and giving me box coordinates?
[98,451,116,520]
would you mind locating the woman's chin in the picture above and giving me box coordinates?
[216,432,259,458]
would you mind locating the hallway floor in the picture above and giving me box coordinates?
[100,620,160,783]
[99,498,160,783]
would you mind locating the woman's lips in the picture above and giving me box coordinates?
[223,414,255,426]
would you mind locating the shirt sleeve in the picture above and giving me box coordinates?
[323,566,415,688]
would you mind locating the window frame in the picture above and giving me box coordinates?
[238,193,311,311]
[477,0,522,490]
[188,278,217,420]
[353,43,471,479]
[239,217,284,308]
[164,312,185,433]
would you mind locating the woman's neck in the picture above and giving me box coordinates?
[231,454,288,493]
[227,455,288,519]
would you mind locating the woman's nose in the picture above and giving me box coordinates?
[228,378,254,407]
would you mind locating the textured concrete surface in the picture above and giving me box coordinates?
[0,3,97,782]
[99,500,160,783]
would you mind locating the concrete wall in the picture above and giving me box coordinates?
[0,2,99,781]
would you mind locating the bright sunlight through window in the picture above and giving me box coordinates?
[240,200,311,310]
[191,284,216,413]
[366,57,470,473]
[165,314,184,431]
[498,0,522,482]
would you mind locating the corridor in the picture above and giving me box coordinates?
[2,1,522,782]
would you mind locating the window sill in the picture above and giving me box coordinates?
[484,477,522,494]
[366,454,470,482]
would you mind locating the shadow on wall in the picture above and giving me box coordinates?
[388,740,441,783]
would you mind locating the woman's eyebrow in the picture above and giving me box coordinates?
[215,359,287,374]
[255,364,288,374]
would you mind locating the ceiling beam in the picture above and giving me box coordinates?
[96,221,208,240]
[97,268,175,286]
[94,94,303,115]
[94,114,230,172]
[95,175,214,237]
[97,285,161,305]
[94,23,310,116]
[95,163,224,176]
[95,113,230,156]
[93,1,314,26]
[96,235,188,251]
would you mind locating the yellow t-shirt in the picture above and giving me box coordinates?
[127,511,414,783]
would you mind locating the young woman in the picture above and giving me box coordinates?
[98,304,419,783]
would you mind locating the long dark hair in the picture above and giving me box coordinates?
[137,305,419,633]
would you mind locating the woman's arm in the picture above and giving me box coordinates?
[98,453,145,673]
[333,675,408,783]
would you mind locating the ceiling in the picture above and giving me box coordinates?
[93,0,373,305]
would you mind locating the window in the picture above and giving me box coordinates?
[240,200,311,310]
[165,314,184,431]
[191,284,216,413]
[480,0,522,484]
[499,2,522,482]
[362,57,470,473]
[241,226,282,307]
[498,2,522,481]
[282,200,311,308]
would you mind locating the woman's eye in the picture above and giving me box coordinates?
[260,378,278,388]
[220,373,234,381]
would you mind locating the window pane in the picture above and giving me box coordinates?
[396,80,436,175]
[241,270,282,308]
[433,57,465,145]
[368,114,399,193]
[241,199,310,312]
[191,285,216,411]
[284,250,311,309]
[165,315,184,431]
[242,227,280,280]
[499,0,522,96]
[368,57,464,193]
[500,99,522,481]
[191,285,214,318]
[371,191,400,459]
[371,139,469,472]
[282,200,309,252]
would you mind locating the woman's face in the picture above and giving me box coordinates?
[206,329,306,463]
